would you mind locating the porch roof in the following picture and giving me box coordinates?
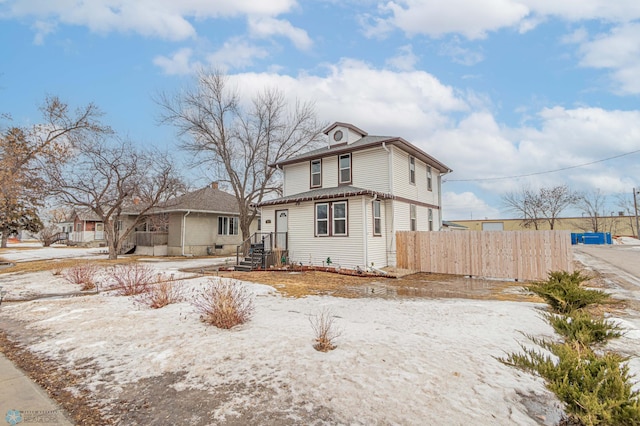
[253,186,394,207]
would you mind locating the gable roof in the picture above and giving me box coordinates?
[322,122,368,136]
[272,127,452,174]
[157,186,240,214]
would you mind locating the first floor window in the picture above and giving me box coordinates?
[333,201,347,236]
[218,216,239,235]
[410,204,417,231]
[316,203,329,236]
[316,201,348,236]
[428,209,433,231]
[373,200,381,235]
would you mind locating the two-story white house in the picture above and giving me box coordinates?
[255,122,452,270]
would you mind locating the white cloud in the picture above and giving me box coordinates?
[385,44,418,71]
[206,37,270,70]
[576,23,640,94]
[153,48,198,75]
[438,37,484,66]
[442,191,501,220]
[363,0,640,40]
[248,16,312,50]
[4,0,297,41]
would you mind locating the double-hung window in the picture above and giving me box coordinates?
[373,200,381,236]
[409,156,416,184]
[410,204,417,231]
[315,201,348,236]
[311,159,322,188]
[427,166,432,191]
[339,153,351,184]
[428,209,433,231]
[316,203,329,236]
[218,216,239,235]
[332,201,347,236]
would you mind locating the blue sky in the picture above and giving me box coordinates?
[1,0,640,220]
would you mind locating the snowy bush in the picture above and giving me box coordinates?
[135,275,184,309]
[62,262,99,291]
[309,308,341,352]
[109,263,155,296]
[193,279,254,329]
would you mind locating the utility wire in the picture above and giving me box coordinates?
[444,148,640,183]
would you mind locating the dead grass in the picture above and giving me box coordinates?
[310,308,341,352]
[216,270,540,301]
[0,257,142,275]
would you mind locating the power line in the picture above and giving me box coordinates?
[444,148,640,183]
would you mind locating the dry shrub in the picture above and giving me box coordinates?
[109,263,155,296]
[310,308,341,352]
[136,275,184,309]
[193,279,254,329]
[62,262,99,291]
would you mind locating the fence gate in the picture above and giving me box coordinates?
[396,230,573,281]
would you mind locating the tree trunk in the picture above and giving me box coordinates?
[105,224,118,260]
[0,229,8,248]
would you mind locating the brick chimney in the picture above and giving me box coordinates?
[211,182,219,190]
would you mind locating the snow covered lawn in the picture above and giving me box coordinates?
[0,267,563,425]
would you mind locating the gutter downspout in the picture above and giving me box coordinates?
[362,196,368,269]
[382,142,395,266]
[181,211,191,256]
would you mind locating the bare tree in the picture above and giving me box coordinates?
[157,69,326,240]
[502,187,543,229]
[0,97,109,247]
[502,185,578,230]
[615,193,637,237]
[48,138,183,259]
[575,189,608,233]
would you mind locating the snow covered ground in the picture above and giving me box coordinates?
[0,244,638,424]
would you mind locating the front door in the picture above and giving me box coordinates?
[275,210,288,248]
[95,223,104,240]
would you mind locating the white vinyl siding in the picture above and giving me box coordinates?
[284,199,365,269]
[282,162,309,196]
[391,146,440,206]
[351,147,390,193]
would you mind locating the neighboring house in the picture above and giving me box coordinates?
[256,122,452,270]
[152,183,258,256]
[442,221,468,231]
[64,208,138,247]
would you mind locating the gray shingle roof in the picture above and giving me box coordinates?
[254,185,394,207]
[274,134,452,174]
[158,186,240,214]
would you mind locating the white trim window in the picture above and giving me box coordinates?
[218,216,239,235]
[409,156,416,184]
[316,203,329,236]
[427,166,432,191]
[428,208,433,231]
[373,200,381,236]
[311,159,322,188]
[332,201,347,236]
[410,204,417,231]
[339,153,351,184]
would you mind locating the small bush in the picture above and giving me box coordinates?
[527,271,609,314]
[62,262,99,291]
[193,279,254,329]
[545,311,624,347]
[109,263,155,296]
[309,308,341,352]
[502,339,640,425]
[136,277,184,309]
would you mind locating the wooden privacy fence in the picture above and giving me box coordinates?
[396,231,573,281]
